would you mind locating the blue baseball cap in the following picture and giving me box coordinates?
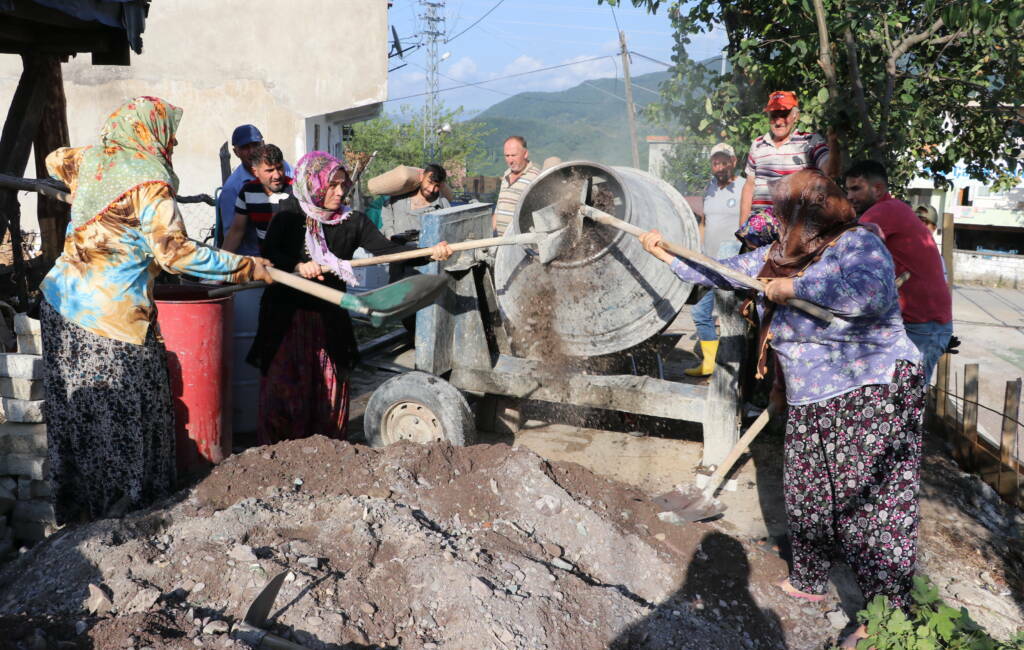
[231,124,263,147]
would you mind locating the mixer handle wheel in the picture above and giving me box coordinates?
[364,371,477,448]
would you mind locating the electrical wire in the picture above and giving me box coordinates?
[386,54,616,102]
[446,0,507,43]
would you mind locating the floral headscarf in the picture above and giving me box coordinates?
[293,151,359,286]
[70,96,182,228]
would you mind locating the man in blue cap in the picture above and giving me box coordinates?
[216,125,292,251]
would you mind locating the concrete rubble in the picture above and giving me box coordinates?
[0,314,55,557]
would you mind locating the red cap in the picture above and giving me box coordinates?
[765,90,798,112]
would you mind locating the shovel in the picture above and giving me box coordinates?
[533,202,834,323]
[209,270,448,328]
[654,406,774,523]
[334,229,567,269]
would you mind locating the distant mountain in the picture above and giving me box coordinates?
[466,70,672,176]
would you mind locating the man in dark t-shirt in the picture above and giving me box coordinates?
[223,143,293,254]
[845,160,953,381]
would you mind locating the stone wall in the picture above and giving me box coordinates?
[954,250,1024,289]
[0,314,54,556]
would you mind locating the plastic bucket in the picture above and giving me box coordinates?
[154,284,233,474]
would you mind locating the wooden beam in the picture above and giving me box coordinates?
[32,55,70,265]
[998,378,1021,505]
[702,289,746,466]
[0,54,50,309]
[962,363,979,470]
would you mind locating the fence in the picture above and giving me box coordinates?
[929,353,1023,508]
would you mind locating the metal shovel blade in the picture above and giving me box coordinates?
[531,203,573,265]
[350,273,449,327]
[653,484,727,523]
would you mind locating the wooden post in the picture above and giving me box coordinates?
[33,55,70,265]
[0,54,50,309]
[619,31,641,169]
[702,289,745,466]
[962,363,979,469]
[998,378,1021,504]
[941,212,955,290]
[935,351,951,421]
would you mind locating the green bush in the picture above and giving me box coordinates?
[855,576,1024,649]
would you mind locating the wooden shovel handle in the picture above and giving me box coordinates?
[347,234,539,268]
[582,206,834,323]
[703,407,773,498]
[265,267,368,314]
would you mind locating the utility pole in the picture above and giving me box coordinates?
[421,0,445,163]
[619,30,640,169]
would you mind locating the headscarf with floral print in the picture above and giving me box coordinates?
[292,151,359,286]
[69,96,182,228]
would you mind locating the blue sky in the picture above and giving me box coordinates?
[386,0,726,116]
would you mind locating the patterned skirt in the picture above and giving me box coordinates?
[783,359,924,609]
[257,309,350,445]
[40,301,176,525]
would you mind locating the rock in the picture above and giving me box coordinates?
[126,587,161,613]
[542,542,562,557]
[534,495,562,515]
[74,620,88,635]
[826,609,849,630]
[359,601,376,616]
[85,584,112,616]
[3,454,48,480]
[470,577,492,599]
[14,314,40,336]
[0,422,47,454]
[297,556,320,569]
[12,499,55,524]
[0,484,14,516]
[191,582,205,593]
[228,544,257,563]
[16,335,42,356]
[203,620,230,635]
[551,558,574,571]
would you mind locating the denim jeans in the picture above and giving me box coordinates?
[689,241,742,341]
[691,289,718,341]
[903,321,953,382]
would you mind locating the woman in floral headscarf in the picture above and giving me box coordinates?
[40,96,274,524]
[641,170,924,650]
[248,151,450,444]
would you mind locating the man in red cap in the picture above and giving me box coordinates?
[738,91,839,246]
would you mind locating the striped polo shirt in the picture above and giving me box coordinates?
[744,131,829,211]
[235,179,294,253]
[494,162,541,235]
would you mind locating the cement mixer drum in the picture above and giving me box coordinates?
[494,161,700,358]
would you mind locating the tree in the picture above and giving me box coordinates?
[607,0,1024,189]
[346,104,494,192]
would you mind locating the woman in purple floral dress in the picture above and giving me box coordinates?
[642,170,924,649]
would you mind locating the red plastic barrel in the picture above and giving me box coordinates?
[154,285,234,475]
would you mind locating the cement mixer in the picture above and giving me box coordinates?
[362,162,747,465]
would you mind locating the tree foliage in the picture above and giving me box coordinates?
[347,104,494,191]
[606,0,1024,189]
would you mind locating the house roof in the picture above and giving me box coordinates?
[0,0,149,64]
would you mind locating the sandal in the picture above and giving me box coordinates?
[777,579,826,603]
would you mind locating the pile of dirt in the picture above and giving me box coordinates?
[0,438,840,649]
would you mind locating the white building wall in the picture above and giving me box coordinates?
[0,0,388,237]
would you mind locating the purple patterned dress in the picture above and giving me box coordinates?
[670,226,925,609]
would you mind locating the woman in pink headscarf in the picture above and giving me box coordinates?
[248,151,451,443]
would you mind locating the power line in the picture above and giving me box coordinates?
[386,55,616,102]
[629,50,674,68]
[446,0,507,43]
[609,3,622,33]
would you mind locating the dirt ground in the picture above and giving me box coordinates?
[0,311,1022,649]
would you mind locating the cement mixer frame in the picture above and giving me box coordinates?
[363,165,748,466]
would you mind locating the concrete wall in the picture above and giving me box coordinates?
[954,249,1024,289]
[0,0,388,237]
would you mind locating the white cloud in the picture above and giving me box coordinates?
[446,56,478,81]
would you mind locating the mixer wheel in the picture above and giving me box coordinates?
[364,371,477,447]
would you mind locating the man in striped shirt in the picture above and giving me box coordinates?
[739,90,839,230]
[223,144,293,254]
[493,135,541,236]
